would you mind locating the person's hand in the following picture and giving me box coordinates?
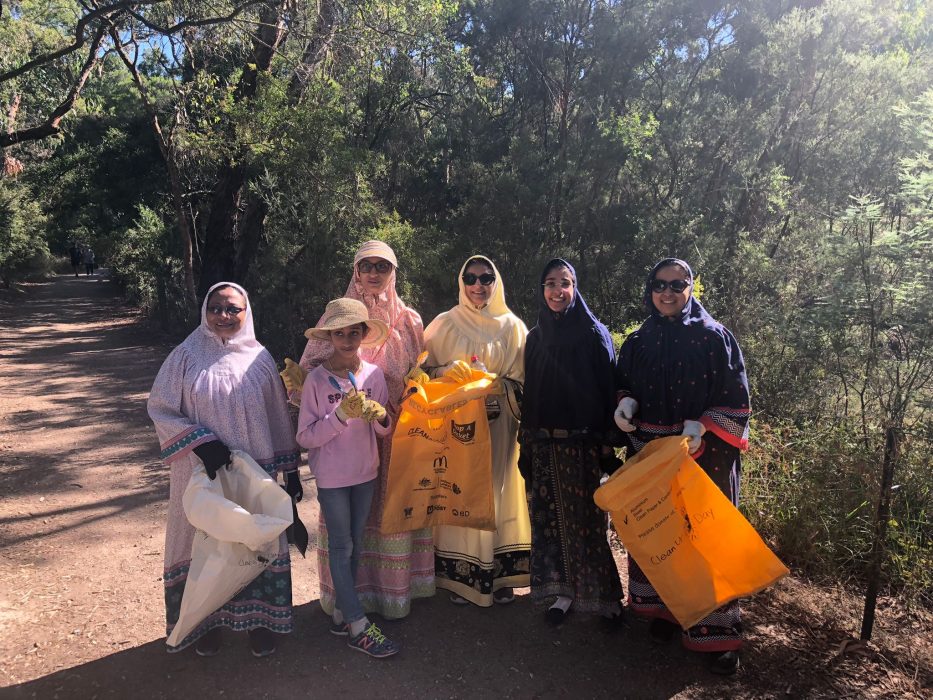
[443,360,472,383]
[284,470,303,502]
[404,366,430,385]
[192,440,231,480]
[361,398,387,424]
[279,358,307,394]
[335,392,365,422]
[681,419,706,454]
[613,397,639,433]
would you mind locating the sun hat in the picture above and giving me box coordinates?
[304,297,390,345]
[353,240,398,268]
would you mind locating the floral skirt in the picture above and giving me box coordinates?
[528,440,622,615]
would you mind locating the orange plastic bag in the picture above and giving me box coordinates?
[594,436,788,628]
[381,369,496,534]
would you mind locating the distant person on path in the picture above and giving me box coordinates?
[290,240,435,621]
[82,247,95,276]
[423,255,531,607]
[295,297,401,658]
[68,243,82,277]
[613,258,751,675]
[147,282,301,658]
[520,258,624,626]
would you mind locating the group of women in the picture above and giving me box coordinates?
[148,241,751,675]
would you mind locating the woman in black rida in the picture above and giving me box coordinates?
[614,258,751,675]
[519,258,623,626]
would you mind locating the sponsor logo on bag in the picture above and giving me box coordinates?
[419,477,432,488]
[450,420,476,443]
[404,507,413,518]
[427,504,447,514]
[451,508,470,517]
[452,483,462,495]
[433,456,448,473]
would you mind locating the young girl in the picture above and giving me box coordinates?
[296,298,400,658]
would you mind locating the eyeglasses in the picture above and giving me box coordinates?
[207,305,245,316]
[542,281,573,290]
[650,279,691,293]
[462,272,496,286]
[358,260,393,274]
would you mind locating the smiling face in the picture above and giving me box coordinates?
[543,265,575,313]
[462,261,496,307]
[205,286,247,340]
[651,264,692,318]
[357,256,393,296]
[329,324,367,363]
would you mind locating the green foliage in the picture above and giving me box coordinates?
[8,0,933,602]
[0,179,50,286]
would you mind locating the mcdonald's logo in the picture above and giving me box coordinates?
[433,456,448,473]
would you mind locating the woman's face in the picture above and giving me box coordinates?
[462,261,496,307]
[357,256,393,296]
[329,324,366,362]
[543,265,575,313]
[651,264,692,318]
[205,287,247,340]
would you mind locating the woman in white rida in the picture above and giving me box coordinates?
[147,282,301,658]
[421,255,531,606]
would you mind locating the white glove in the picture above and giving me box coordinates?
[613,397,639,433]
[681,419,706,453]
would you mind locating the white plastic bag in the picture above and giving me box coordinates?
[166,450,292,648]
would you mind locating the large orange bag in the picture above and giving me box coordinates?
[381,369,496,534]
[594,436,788,628]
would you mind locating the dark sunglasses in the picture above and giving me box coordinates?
[462,272,496,286]
[207,305,245,316]
[650,278,691,293]
[358,260,393,274]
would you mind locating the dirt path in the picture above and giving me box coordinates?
[0,274,930,699]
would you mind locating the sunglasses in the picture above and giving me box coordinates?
[650,278,691,293]
[462,272,496,286]
[358,260,393,274]
[207,305,245,316]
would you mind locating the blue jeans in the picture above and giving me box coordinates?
[316,479,376,624]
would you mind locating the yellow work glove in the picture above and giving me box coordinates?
[335,391,365,422]
[279,358,307,394]
[361,398,388,424]
[404,366,430,385]
[443,360,472,383]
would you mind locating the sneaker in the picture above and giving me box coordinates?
[649,618,680,644]
[195,627,222,657]
[708,650,740,675]
[347,623,400,658]
[329,621,350,636]
[493,587,515,605]
[248,628,276,658]
[449,593,471,605]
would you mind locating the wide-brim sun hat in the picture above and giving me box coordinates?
[304,297,390,346]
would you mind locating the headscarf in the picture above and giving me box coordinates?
[450,255,514,339]
[522,259,616,434]
[643,257,712,327]
[198,281,262,352]
[423,254,527,378]
[298,241,424,409]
